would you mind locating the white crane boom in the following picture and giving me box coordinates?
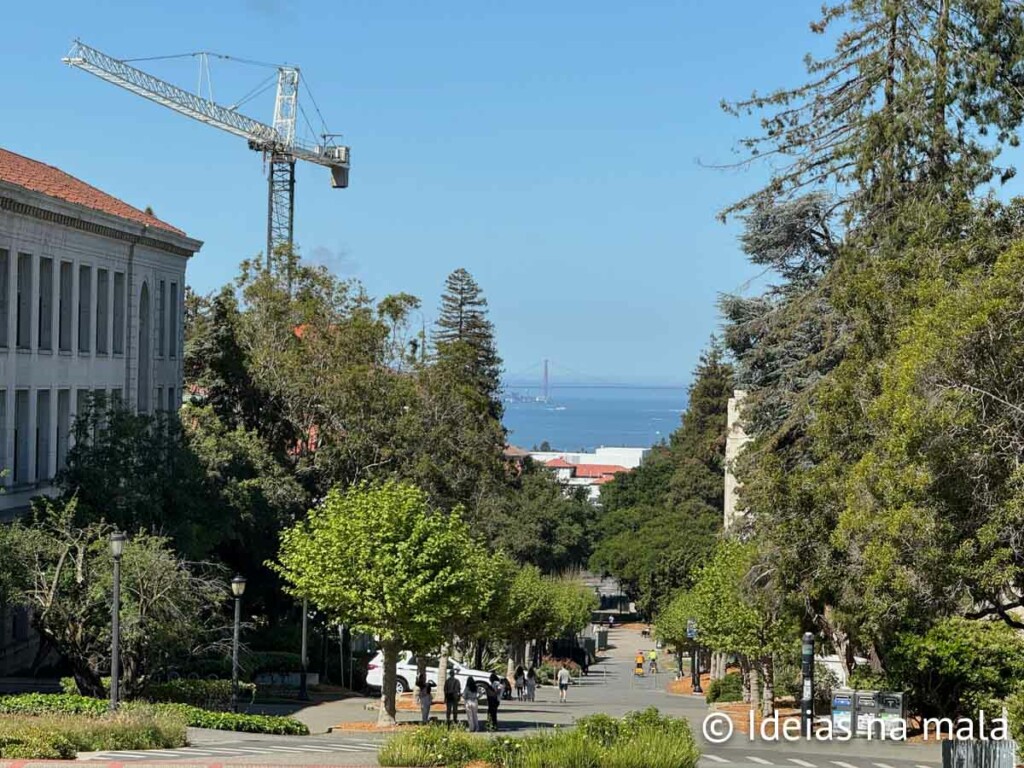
[62,39,349,260]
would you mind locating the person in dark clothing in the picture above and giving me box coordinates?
[443,668,461,728]
[482,677,501,730]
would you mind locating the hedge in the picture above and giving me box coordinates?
[61,677,257,709]
[705,673,744,704]
[0,693,308,736]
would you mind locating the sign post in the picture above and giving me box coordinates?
[800,631,815,738]
[687,620,702,694]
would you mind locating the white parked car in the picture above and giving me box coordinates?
[365,651,494,693]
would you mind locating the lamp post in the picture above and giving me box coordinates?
[298,598,309,701]
[800,631,815,738]
[230,575,247,713]
[109,531,126,712]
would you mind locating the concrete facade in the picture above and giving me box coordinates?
[724,389,751,530]
[0,176,201,517]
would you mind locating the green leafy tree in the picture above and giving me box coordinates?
[272,481,490,725]
[2,499,227,698]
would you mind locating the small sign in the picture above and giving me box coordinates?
[686,619,697,639]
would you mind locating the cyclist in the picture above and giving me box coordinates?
[648,649,659,675]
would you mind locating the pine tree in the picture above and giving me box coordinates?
[433,268,503,419]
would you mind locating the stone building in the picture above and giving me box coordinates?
[0,147,201,674]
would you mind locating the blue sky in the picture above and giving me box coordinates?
[3,0,834,384]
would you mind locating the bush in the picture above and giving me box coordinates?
[1001,687,1024,743]
[62,676,257,708]
[0,693,307,736]
[0,708,187,759]
[886,617,1024,719]
[706,673,743,703]
[378,708,699,768]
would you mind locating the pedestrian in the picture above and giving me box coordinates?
[514,665,526,701]
[526,666,537,702]
[608,615,615,630]
[581,653,589,676]
[557,663,571,703]
[415,673,435,725]
[443,668,461,728]
[482,679,501,729]
[463,677,480,732]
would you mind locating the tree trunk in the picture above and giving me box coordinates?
[740,656,751,704]
[474,638,485,670]
[72,662,105,699]
[435,643,449,703]
[377,639,399,727]
[760,654,774,717]
[748,659,760,712]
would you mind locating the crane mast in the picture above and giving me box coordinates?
[62,40,349,262]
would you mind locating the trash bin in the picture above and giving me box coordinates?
[876,691,905,739]
[597,629,608,651]
[831,689,855,736]
[855,691,879,736]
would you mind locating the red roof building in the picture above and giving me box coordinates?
[0,148,185,236]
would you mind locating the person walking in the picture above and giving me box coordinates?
[415,673,435,724]
[557,663,571,703]
[463,677,480,732]
[514,666,526,701]
[443,668,461,728]
[526,666,537,702]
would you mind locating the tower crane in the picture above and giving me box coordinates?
[62,40,349,263]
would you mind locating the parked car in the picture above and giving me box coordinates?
[365,651,493,693]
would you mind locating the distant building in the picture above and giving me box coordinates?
[724,390,751,530]
[0,147,201,673]
[528,446,647,501]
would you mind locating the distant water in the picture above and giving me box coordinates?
[501,386,687,452]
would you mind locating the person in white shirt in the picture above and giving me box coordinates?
[557,663,571,703]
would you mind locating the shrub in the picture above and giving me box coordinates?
[0,708,187,759]
[706,673,743,703]
[0,693,307,736]
[62,676,256,708]
[377,725,485,767]
[886,617,1024,719]
[1002,687,1024,743]
[378,708,699,768]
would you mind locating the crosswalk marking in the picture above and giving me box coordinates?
[703,755,731,763]
[747,757,774,765]
[873,763,897,768]
[832,761,860,768]
[788,759,817,767]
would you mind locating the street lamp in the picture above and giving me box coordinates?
[230,575,247,713]
[109,531,126,711]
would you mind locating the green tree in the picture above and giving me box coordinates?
[433,268,503,420]
[2,499,226,698]
[272,481,490,725]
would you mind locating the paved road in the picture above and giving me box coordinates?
[78,734,385,763]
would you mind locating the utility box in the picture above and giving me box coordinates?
[596,629,609,651]
[876,691,906,739]
[854,691,879,736]
[831,689,855,736]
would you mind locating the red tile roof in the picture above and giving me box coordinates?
[546,457,575,469]
[573,464,628,478]
[0,147,186,236]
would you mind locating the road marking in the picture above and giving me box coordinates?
[703,755,731,763]
[788,760,817,767]
[874,763,897,768]
[832,761,860,768]
[747,757,774,765]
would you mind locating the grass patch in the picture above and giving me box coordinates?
[377,708,700,768]
[0,693,308,736]
[0,707,187,759]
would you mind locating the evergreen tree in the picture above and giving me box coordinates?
[433,268,503,419]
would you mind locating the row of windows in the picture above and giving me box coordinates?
[0,249,180,358]
[0,385,177,487]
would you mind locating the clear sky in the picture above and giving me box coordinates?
[3,0,834,385]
